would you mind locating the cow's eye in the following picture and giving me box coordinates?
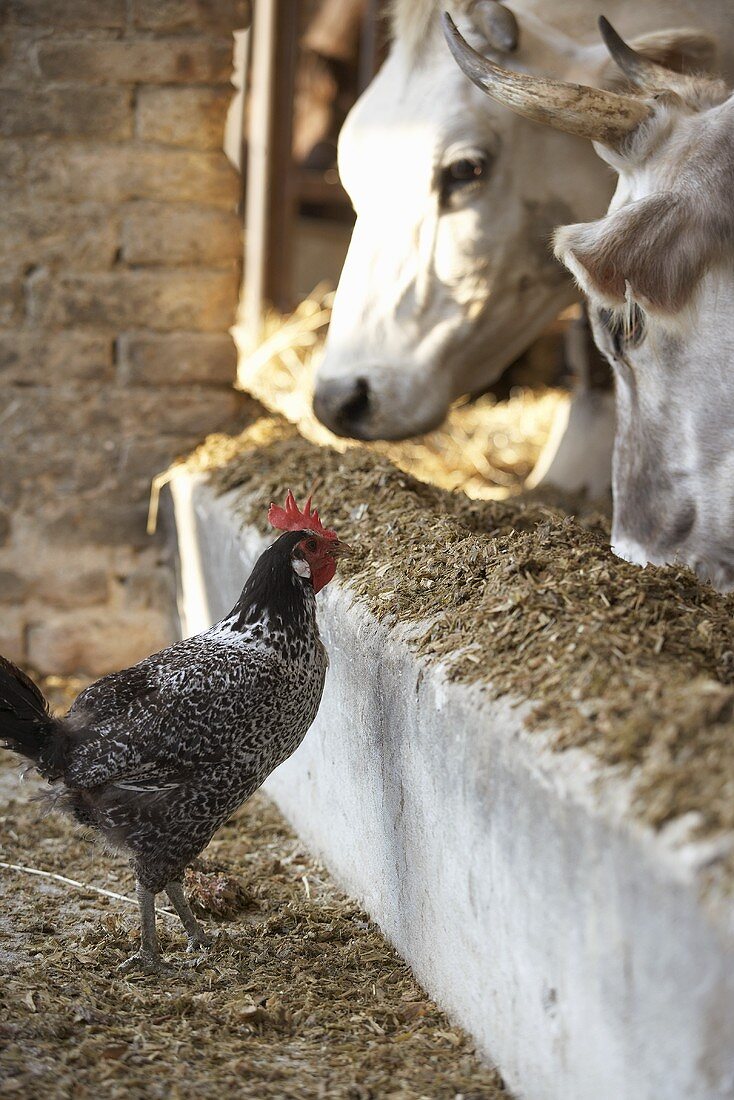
[439,154,489,208]
[598,304,646,357]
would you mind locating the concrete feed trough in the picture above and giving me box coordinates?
[169,423,734,1100]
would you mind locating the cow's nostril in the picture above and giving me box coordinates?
[340,378,370,425]
[313,376,373,438]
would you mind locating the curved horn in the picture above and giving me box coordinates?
[472,0,519,54]
[599,15,700,95]
[441,11,652,148]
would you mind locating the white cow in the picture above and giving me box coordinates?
[445,15,734,589]
[313,0,732,497]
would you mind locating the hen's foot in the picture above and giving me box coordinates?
[186,931,213,952]
[117,950,173,976]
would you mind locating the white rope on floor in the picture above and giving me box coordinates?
[0,860,177,919]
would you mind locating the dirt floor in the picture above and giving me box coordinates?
[0,737,508,1099]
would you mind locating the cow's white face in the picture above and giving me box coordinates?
[313,21,612,440]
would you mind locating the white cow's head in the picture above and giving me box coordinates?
[448,16,734,588]
[314,1,617,440]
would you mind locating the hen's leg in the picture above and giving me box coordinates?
[118,880,166,974]
[165,880,212,951]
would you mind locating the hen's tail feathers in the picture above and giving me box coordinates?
[0,656,66,779]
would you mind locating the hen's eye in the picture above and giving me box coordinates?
[440,154,489,208]
[305,538,318,553]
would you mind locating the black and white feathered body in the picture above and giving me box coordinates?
[0,527,340,972]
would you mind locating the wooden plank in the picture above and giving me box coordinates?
[242,0,299,342]
[358,0,386,91]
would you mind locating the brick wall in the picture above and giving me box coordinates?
[0,0,254,676]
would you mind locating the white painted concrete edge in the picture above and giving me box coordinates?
[169,470,734,1100]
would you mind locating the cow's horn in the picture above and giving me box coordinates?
[441,11,653,148]
[599,16,695,94]
[472,0,518,54]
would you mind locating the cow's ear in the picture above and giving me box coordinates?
[597,28,718,90]
[470,0,519,54]
[625,29,717,74]
[553,193,706,314]
[553,215,628,309]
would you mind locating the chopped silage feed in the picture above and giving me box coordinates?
[183,418,734,871]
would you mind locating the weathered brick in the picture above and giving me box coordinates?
[0,31,42,88]
[32,269,240,332]
[119,385,246,435]
[3,383,244,502]
[5,442,124,506]
[117,435,203,480]
[1,455,40,509]
[117,331,237,385]
[0,141,26,193]
[37,38,234,84]
[2,451,122,510]
[120,567,176,611]
[23,142,239,207]
[0,607,26,665]
[0,466,20,509]
[41,500,153,549]
[121,203,240,265]
[27,608,173,676]
[2,388,120,444]
[0,87,132,140]
[4,455,122,508]
[136,86,232,150]
[0,204,120,270]
[0,331,114,384]
[0,276,23,326]
[2,4,249,669]
[27,438,124,497]
[35,568,110,609]
[132,0,250,32]
[9,0,126,27]
[0,570,28,603]
[0,511,10,545]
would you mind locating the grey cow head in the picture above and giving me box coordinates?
[448,13,734,588]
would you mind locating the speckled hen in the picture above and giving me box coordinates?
[0,492,347,973]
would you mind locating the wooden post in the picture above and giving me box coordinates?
[359,0,386,92]
[242,0,299,344]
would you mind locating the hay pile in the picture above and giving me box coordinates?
[0,749,508,1099]
[232,289,565,499]
[195,420,734,854]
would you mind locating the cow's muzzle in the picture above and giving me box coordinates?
[313,376,372,439]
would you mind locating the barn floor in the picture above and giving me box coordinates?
[0,742,508,1100]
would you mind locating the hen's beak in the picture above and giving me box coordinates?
[330,540,353,558]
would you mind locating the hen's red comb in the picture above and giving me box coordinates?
[268,490,337,541]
